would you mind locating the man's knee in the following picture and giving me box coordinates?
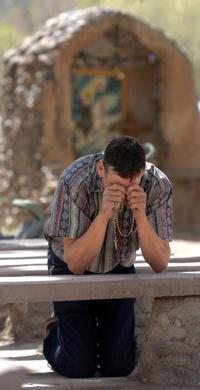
[58,353,96,378]
[54,345,96,378]
[99,348,137,377]
[55,313,97,377]
[65,364,96,378]
[43,334,97,378]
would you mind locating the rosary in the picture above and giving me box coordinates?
[113,203,135,250]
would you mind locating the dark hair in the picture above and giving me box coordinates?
[103,136,145,178]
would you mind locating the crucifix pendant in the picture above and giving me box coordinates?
[114,237,118,250]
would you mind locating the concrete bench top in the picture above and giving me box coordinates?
[0,272,200,304]
[0,239,199,302]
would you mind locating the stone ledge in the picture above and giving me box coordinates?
[1,272,200,304]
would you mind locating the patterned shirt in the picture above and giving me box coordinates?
[44,153,173,273]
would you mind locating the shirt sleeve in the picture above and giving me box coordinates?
[147,181,173,242]
[44,178,91,239]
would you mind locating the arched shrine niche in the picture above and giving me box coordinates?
[70,25,164,158]
[1,8,200,229]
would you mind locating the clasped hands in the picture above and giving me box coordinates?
[100,182,147,221]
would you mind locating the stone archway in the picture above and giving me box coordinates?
[0,7,200,228]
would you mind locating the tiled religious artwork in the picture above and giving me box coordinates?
[71,70,127,156]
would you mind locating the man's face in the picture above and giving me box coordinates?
[98,160,144,197]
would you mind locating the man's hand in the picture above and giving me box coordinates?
[127,183,169,272]
[127,183,147,219]
[100,183,126,221]
[64,184,126,273]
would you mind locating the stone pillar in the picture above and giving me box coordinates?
[138,296,200,385]
[2,302,52,342]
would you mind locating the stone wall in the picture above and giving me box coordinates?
[138,297,200,385]
[2,296,200,385]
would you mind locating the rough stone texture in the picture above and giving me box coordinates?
[135,297,154,352]
[1,302,52,342]
[0,7,199,230]
[1,296,200,386]
[138,297,200,385]
[0,297,152,348]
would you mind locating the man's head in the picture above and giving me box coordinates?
[97,136,146,189]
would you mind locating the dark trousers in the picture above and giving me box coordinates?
[43,248,137,378]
